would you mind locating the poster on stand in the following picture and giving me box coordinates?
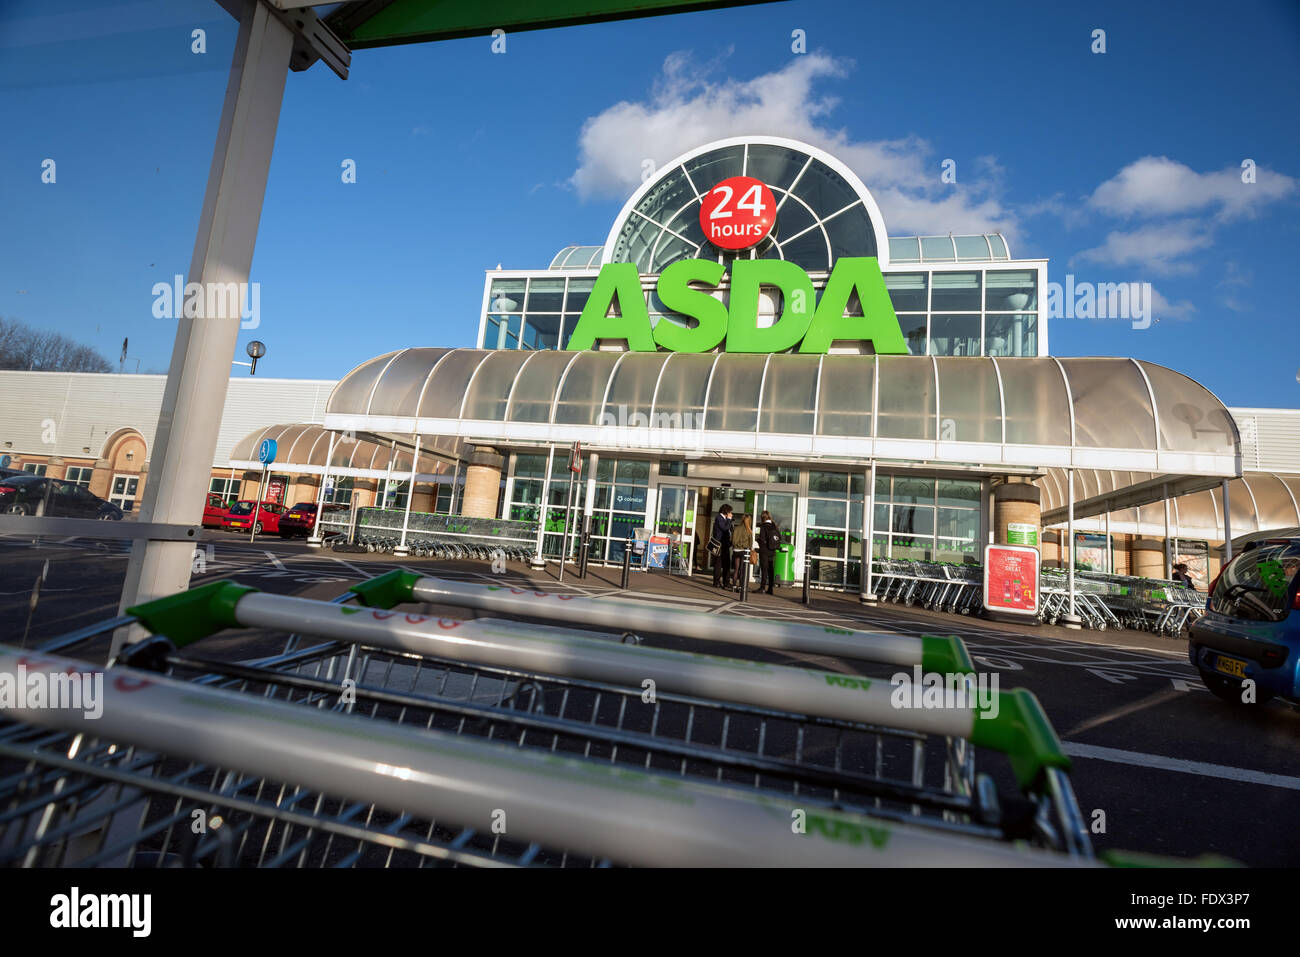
[983,543,1040,617]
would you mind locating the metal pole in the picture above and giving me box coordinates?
[1170,481,1180,579]
[620,533,633,589]
[1221,478,1233,565]
[558,467,577,583]
[533,445,554,567]
[802,553,811,605]
[579,452,598,579]
[1065,468,1078,626]
[860,463,876,604]
[383,440,396,511]
[1104,509,1111,574]
[394,435,421,557]
[249,467,268,544]
[307,431,337,549]
[115,3,295,651]
[738,546,749,602]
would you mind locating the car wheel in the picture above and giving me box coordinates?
[253,522,263,535]
[1198,669,1275,706]
[7,504,29,516]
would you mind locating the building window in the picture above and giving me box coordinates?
[22,463,47,476]
[65,466,93,488]
[766,466,799,485]
[874,476,982,565]
[381,479,409,511]
[325,476,354,506]
[209,477,238,502]
[508,456,650,562]
[660,460,686,477]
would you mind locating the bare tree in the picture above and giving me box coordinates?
[0,317,113,373]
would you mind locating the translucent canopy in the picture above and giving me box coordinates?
[888,234,1011,263]
[228,424,462,480]
[603,136,890,274]
[1045,472,1300,542]
[548,246,604,269]
[325,349,1239,479]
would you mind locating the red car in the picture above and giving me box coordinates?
[202,493,232,528]
[277,502,349,538]
[221,500,285,534]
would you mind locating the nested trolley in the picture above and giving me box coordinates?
[0,571,1092,867]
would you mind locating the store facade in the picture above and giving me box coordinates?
[321,136,1248,590]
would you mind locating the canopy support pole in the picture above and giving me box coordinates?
[532,445,555,567]
[1062,468,1081,629]
[1163,483,1172,580]
[113,0,294,655]
[306,430,337,549]
[1221,478,1233,565]
[1104,509,1111,574]
[394,434,421,557]
[860,462,876,604]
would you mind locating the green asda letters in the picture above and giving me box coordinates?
[566,257,906,354]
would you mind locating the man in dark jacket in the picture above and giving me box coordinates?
[756,510,782,595]
[711,505,734,588]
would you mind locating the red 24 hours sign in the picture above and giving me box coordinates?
[699,176,776,250]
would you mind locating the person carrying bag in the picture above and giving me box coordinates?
[756,510,782,595]
[731,513,754,593]
[710,505,734,588]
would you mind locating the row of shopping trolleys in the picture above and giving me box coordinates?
[871,560,985,615]
[1039,571,1205,635]
[0,570,1101,868]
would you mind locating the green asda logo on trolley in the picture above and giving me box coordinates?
[568,177,907,355]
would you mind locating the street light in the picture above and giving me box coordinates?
[234,340,268,376]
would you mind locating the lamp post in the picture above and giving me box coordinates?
[233,340,267,375]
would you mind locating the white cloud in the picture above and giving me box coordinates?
[1089,155,1296,222]
[1071,220,1214,276]
[570,51,1015,237]
[1149,286,1196,321]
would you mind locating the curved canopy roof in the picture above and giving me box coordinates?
[548,246,604,269]
[603,136,891,274]
[324,349,1239,479]
[229,423,463,481]
[1044,471,1300,541]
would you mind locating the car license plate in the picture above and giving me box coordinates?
[231,521,246,528]
[1214,654,1247,679]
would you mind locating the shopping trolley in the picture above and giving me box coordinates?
[0,573,1095,867]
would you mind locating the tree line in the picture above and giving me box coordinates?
[0,316,113,373]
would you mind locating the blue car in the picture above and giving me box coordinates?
[1188,536,1300,707]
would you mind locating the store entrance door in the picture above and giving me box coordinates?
[654,484,698,574]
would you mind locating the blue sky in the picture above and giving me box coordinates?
[2,0,1298,406]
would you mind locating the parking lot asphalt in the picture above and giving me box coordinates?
[2,529,1297,866]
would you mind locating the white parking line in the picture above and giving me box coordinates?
[1062,742,1300,791]
[264,551,285,569]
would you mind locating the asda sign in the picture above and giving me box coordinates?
[566,257,908,354]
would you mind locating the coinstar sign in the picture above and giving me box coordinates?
[566,256,907,355]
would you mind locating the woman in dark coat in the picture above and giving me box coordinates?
[711,505,734,588]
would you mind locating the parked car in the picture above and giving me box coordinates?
[220,500,285,534]
[277,502,350,538]
[0,475,123,520]
[202,493,233,528]
[1188,536,1300,707]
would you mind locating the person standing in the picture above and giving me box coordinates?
[732,513,754,593]
[756,510,781,595]
[1171,562,1195,589]
[710,505,734,588]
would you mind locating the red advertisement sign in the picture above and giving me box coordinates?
[267,476,287,504]
[699,176,776,250]
[983,543,1040,616]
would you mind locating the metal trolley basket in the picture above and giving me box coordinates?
[1,572,1093,868]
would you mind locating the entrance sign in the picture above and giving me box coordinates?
[983,543,1040,617]
[566,257,907,355]
[699,176,775,250]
